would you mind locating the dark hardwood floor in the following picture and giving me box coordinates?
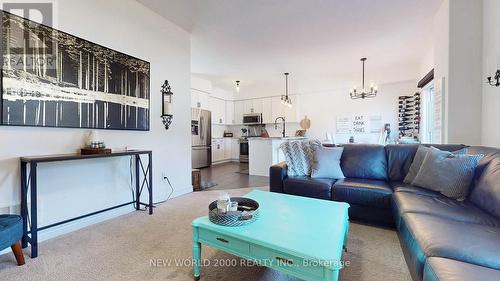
[199,162,269,191]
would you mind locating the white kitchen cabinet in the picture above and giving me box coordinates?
[262,97,273,123]
[231,138,239,160]
[271,96,284,121]
[243,99,263,114]
[225,101,235,124]
[223,138,232,159]
[212,138,234,163]
[191,89,210,110]
[243,100,253,114]
[210,97,226,124]
[252,99,263,114]
[234,100,245,124]
[212,139,224,163]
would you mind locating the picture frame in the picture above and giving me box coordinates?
[0,10,151,131]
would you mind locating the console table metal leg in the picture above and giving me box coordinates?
[192,227,201,280]
[30,162,38,258]
[20,161,28,248]
[148,152,153,215]
[135,155,140,210]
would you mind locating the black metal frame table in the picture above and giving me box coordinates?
[20,150,153,258]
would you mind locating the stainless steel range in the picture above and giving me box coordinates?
[239,138,249,163]
[239,124,265,163]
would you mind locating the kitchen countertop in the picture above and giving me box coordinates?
[248,137,308,141]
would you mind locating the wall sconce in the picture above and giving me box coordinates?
[487,69,500,87]
[161,80,173,130]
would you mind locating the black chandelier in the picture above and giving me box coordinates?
[281,72,292,107]
[487,69,500,87]
[350,57,378,99]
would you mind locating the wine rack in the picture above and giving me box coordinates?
[398,93,420,139]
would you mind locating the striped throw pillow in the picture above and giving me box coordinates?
[280,140,321,177]
[411,146,483,200]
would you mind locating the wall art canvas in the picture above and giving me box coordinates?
[0,11,150,130]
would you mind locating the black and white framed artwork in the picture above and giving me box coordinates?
[0,10,150,130]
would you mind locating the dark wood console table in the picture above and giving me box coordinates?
[20,150,153,258]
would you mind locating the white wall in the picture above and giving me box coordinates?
[419,46,434,79]
[447,0,483,145]
[293,81,417,143]
[0,0,192,240]
[227,80,417,144]
[482,0,500,147]
[433,0,483,145]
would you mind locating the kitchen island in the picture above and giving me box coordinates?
[248,137,307,176]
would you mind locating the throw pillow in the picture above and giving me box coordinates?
[411,146,483,200]
[311,147,345,179]
[403,145,468,184]
[280,139,321,177]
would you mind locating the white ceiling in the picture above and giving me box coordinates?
[138,0,442,96]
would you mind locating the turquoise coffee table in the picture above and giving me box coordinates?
[192,190,350,281]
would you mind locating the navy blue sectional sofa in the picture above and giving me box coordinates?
[269,144,500,281]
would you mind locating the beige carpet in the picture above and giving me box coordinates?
[0,187,411,281]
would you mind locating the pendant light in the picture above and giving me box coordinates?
[235,80,240,92]
[281,73,292,107]
[350,58,378,99]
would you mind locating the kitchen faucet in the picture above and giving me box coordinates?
[274,117,286,138]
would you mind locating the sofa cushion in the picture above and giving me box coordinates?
[411,147,483,200]
[391,182,441,197]
[393,191,500,228]
[332,178,392,209]
[283,177,335,200]
[467,146,500,220]
[403,145,468,184]
[423,257,500,281]
[399,213,500,278]
[340,144,388,180]
[280,140,321,176]
[385,144,467,182]
[311,146,345,179]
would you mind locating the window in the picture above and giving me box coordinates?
[421,82,435,143]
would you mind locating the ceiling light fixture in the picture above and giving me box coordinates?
[235,80,240,92]
[281,73,292,107]
[350,57,378,99]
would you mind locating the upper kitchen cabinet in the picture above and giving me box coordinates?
[191,89,210,110]
[209,97,226,124]
[261,97,273,123]
[243,99,263,114]
[234,100,245,124]
[225,100,235,124]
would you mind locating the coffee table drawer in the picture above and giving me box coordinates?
[198,228,250,254]
[250,245,324,279]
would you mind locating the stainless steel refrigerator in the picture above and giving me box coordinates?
[191,108,212,169]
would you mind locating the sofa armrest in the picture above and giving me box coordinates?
[270,162,288,193]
